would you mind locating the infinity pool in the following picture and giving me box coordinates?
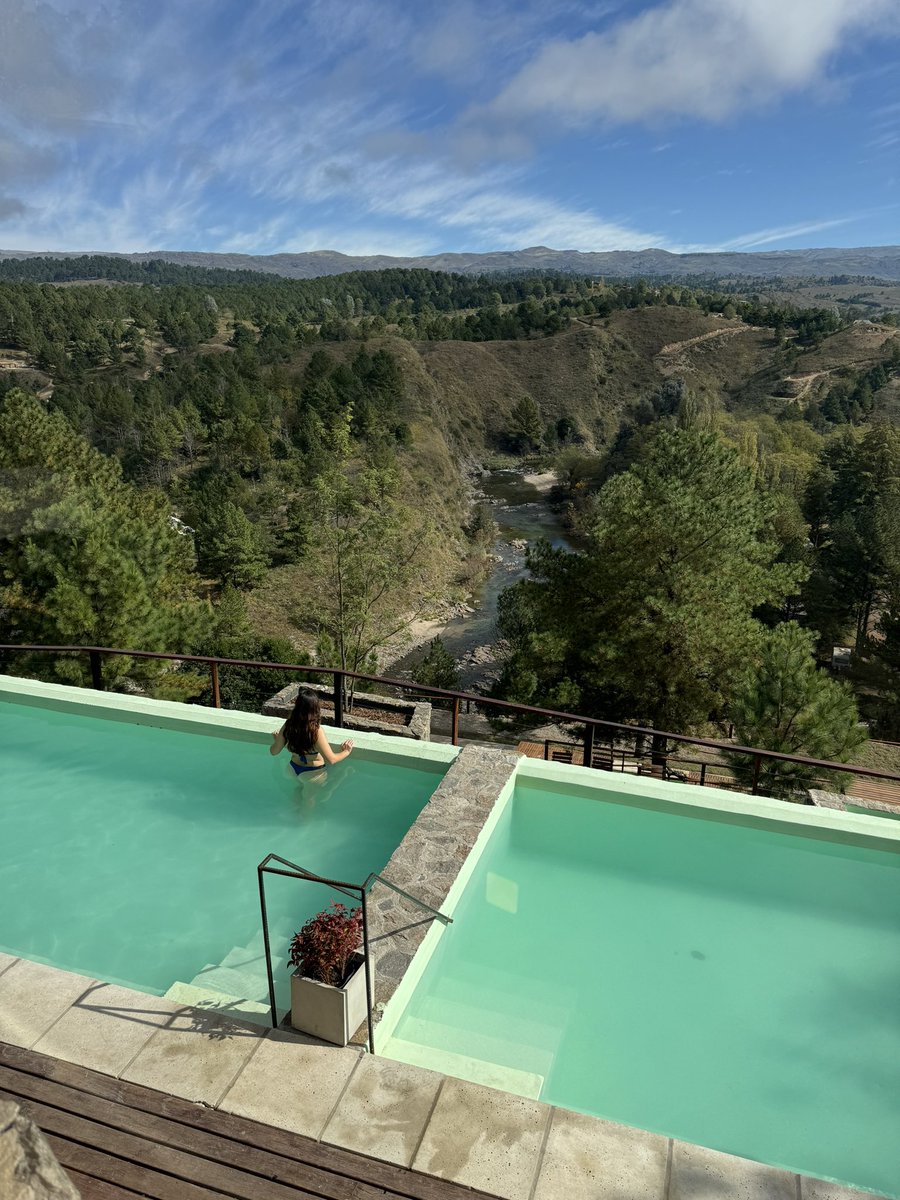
[384,777,900,1197]
[0,696,445,1015]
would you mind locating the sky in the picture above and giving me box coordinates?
[1,0,899,257]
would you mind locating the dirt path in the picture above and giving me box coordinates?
[781,370,833,401]
[656,325,748,360]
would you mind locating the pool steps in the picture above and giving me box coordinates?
[164,979,270,1024]
[164,929,290,1028]
[384,1034,544,1098]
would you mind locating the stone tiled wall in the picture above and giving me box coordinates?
[364,744,520,1023]
[263,681,432,740]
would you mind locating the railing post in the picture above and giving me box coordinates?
[360,887,375,1055]
[700,762,707,787]
[583,723,595,769]
[333,671,344,728]
[258,862,278,1029]
[210,661,221,708]
[451,697,460,746]
[751,754,762,795]
[88,650,103,691]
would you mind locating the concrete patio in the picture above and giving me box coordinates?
[0,953,876,1200]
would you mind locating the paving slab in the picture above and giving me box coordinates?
[413,1074,551,1200]
[0,960,96,1049]
[33,983,184,1076]
[121,1006,266,1105]
[322,1053,443,1167]
[0,954,18,979]
[218,1028,362,1139]
[533,1107,669,1200]
[670,1141,797,1200]
[801,1181,879,1199]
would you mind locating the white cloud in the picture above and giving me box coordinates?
[488,0,898,127]
[700,215,863,251]
[1,0,893,257]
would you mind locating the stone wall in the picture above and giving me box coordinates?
[362,744,520,1029]
[263,681,432,741]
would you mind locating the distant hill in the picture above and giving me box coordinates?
[3,244,900,281]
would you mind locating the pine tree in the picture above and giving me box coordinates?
[199,502,269,589]
[508,397,543,453]
[497,428,805,745]
[727,622,867,800]
[415,637,460,693]
[0,388,205,687]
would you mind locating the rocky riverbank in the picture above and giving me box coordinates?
[383,468,572,689]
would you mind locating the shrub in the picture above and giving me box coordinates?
[414,637,460,695]
[287,903,363,987]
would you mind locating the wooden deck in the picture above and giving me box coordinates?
[0,1041,499,1200]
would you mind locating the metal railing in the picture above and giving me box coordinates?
[257,854,452,1046]
[2,642,899,801]
[257,854,375,1046]
[366,873,453,926]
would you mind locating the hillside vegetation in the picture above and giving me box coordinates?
[2,259,900,749]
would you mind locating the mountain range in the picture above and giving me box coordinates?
[3,244,900,281]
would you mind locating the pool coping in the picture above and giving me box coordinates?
[0,673,458,768]
[0,956,882,1200]
[0,678,893,1198]
[514,754,900,848]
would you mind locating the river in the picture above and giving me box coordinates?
[390,470,574,692]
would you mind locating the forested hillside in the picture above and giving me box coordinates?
[2,259,899,757]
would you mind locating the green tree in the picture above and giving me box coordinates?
[414,637,460,694]
[299,465,448,686]
[465,503,497,551]
[0,389,204,687]
[508,396,543,453]
[196,585,311,710]
[198,501,269,589]
[727,623,867,799]
[804,427,900,650]
[497,428,804,752]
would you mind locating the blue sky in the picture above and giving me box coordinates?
[1,0,899,256]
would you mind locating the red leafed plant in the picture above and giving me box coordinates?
[287,903,363,987]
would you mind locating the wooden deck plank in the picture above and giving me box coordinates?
[44,1136,230,1200]
[0,1041,500,1200]
[66,1169,150,1199]
[0,1063,387,1200]
[6,1095,316,1200]
[847,778,900,807]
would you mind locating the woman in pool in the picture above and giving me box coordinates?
[270,687,353,776]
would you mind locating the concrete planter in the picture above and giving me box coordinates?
[290,953,368,1046]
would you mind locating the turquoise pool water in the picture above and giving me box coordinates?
[386,780,900,1197]
[0,700,443,1014]
[847,803,900,822]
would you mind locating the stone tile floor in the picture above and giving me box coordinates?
[0,955,880,1200]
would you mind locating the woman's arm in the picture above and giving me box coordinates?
[269,725,287,756]
[315,727,353,764]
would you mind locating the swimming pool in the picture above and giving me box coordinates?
[383,771,900,1198]
[0,683,449,1017]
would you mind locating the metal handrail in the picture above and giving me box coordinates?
[257,853,375,1047]
[364,872,452,925]
[2,642,899,795]
[256,856,450,1048]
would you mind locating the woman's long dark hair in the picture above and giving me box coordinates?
[283,688,321,754]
